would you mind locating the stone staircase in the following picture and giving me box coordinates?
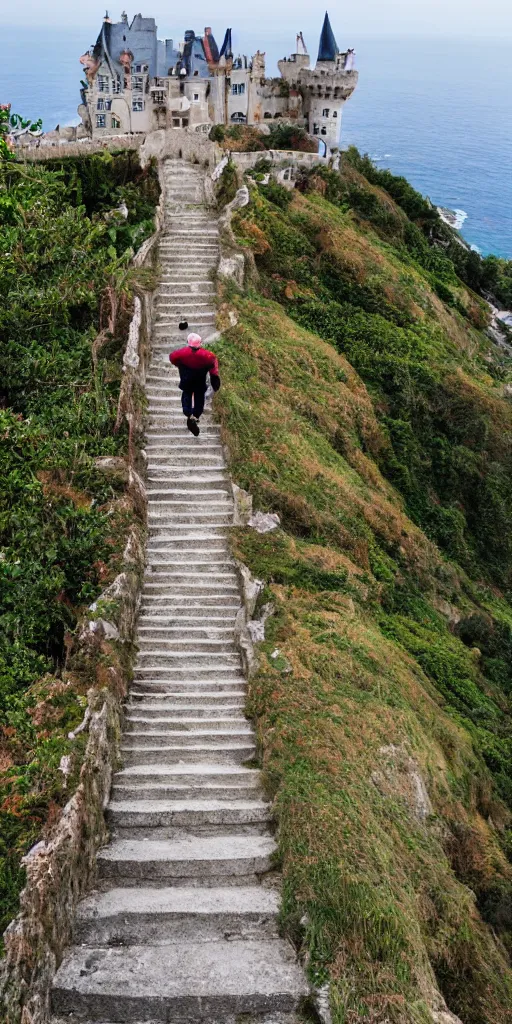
[51,158,307,1022]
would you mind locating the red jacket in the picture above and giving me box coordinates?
[169,346,219,390]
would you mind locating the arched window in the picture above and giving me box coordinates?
[231,112,247,123]
[263,111,272,119]
[274,112,282,118]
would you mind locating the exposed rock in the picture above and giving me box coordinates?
[373,744,433,822]
[270,649,293,674]
[232,483,253,525]
[88,618,120,641]
[248,510,281,533]
[218,253,245,286]
[93,456,128,476]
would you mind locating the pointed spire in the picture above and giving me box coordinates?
[219,28,233,60]
[317,12,338,62]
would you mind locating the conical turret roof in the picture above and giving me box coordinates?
[317,12,338,62]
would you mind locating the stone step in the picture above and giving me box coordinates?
[146,479,230,493]
[97,834,276,882]
[134,657,242,672]
[129,689,245,702]
[113,781,258,801]
[131,674,246,687]
[52,938,306,1021]
[124,702,244,717]
[124,715,249,732]
[114,763,255,784]
[105,798,270,831]
[120,740,255,767]
[137,622,233,636]
[73,885,280,946]
[128,690,245,704]
[139,596,240,610]
[123,732,252,752]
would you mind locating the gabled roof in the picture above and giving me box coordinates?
[317,12,338,62]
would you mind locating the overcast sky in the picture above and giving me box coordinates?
[5,0,512,38]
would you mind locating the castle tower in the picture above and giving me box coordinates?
[298,12,358,152]
[277,32,310,85]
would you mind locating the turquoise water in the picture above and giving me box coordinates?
[1,27,511,257]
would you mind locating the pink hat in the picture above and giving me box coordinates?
[187,333,202,349]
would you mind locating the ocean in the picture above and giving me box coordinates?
[1,27,511,258]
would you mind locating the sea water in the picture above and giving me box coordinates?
[1,28,511,258]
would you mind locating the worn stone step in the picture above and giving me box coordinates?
[131,674,246,687]
[123,724,252,746]
[128,689,245,703]
[130,678,246,692]
[114,763,255,785]
[137,622,233,636]
[97,834,276,882]
[124,702,244,718]
[73,885,279,946]
[124,715,249,732]
[113,782,259,802]
[106,798,270,831]
[120,741,255,767]
[52,938,306,1021]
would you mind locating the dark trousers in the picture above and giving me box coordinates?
[181,389,205,419]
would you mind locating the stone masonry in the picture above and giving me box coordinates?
[50,158,308,1022]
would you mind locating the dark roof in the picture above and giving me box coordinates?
[219,28,233,60]
[317,12,338,62]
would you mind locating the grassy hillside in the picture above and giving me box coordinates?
[0,150,158,935]
[214,153,512,1023]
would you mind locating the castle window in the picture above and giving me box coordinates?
[194,93,199,101]
[134,63,148,73]
[239,83,245,95]
[322,108,330,117]
[132,76,144,93]
[274,112,282,118]
[132,97,144,112]
[112,116,120,128]
[312,124,319,135]
[333,110,337,117]
[193,70,199,76]
[321,126,327,135]
[105,100,112,110]
[172,118,180,127]
[231,112,247,123]
[97,75,109,93]
[96,114,106,128]
[97,99,104,110]
[112,78,121,94]
[263,111,272,118]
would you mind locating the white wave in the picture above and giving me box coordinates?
[471,243,482,254]
[437,206,468,231]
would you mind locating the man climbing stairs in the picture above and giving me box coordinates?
[50,158,308,1021]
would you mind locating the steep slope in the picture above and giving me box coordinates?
[213,159,512,1023]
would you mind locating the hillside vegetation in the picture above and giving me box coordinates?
[0,150,158,935]
[215,151,512,1023]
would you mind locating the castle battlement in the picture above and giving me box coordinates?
[78,10,358,154]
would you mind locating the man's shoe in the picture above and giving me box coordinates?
[187,416,200,437]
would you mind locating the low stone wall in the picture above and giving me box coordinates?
[230,148,327,172]
[0,226,158,1024]
[15,135,143,162]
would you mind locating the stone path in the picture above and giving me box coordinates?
[51,158,307,1022]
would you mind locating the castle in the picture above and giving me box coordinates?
[78,12,358,154]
